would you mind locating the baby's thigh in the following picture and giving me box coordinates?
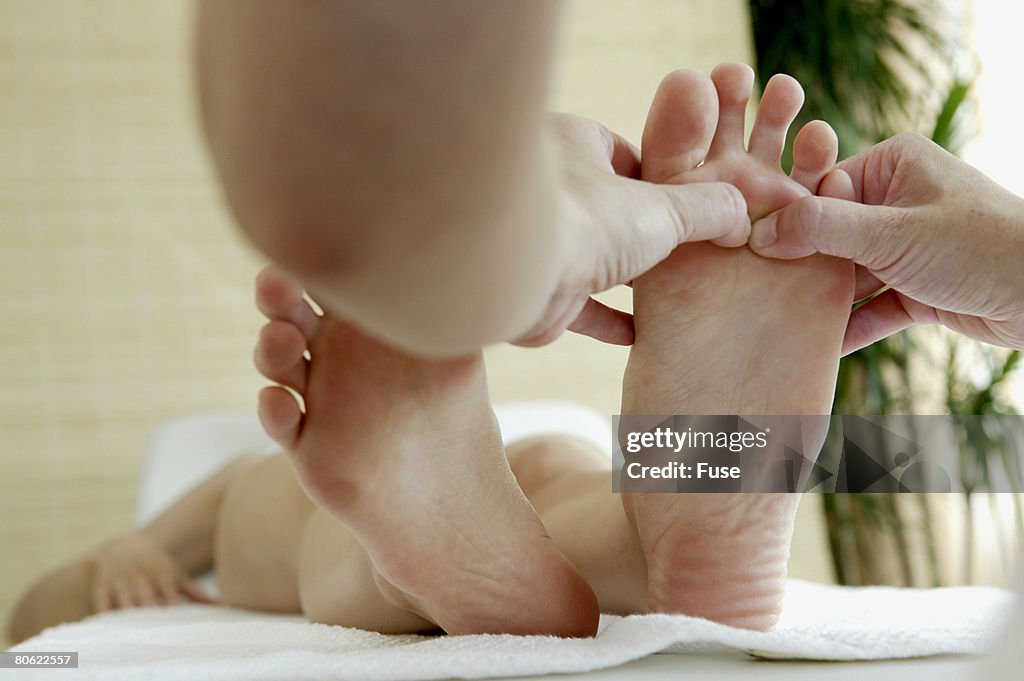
[215,453,314,612]
[506,436,610,500]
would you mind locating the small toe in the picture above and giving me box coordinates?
[254,321,309,392]
[789,120,839,192]
[748,74,805,164]
[258,386,303,449]
[255,266,321,339]
[641,69,719,183]
[708,63,756,157]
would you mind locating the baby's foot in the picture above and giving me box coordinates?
[253,267,598,636]
[622,65,854,629]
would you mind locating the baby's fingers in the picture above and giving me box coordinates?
[158,577,180,605]
[92,585,113,613]
[112,582,134,610]
[134,579,158,607]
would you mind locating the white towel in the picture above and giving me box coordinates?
[8,579,1013,681]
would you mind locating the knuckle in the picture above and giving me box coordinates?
[669,200,698,240]
[893,131,927,148]
[863,209,913,273]
[890,132,939,170]
[721,183,747,221]
[670,183,745,241]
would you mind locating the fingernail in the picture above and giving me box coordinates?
[750,214,778,249]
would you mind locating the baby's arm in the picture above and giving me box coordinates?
[7,455,255,644]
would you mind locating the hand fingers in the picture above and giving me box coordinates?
[546,113,641,178]
[749,194,908,269]
[834,132,935,205]
[566,297,634,346]
[842,289,937,355]
[819,167,856,201]
[605,128,642,179]
[587,179,748,306]
[855,267,886,301]
[795,166,887,300]
[635,180,751,252]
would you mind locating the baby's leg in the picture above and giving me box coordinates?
[221,443,622,632]
[621,65,855,629]
[252,267,598,636]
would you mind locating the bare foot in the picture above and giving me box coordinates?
[252,267,598,636]
[621,64,854,629]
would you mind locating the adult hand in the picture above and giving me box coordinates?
[748,132,1024,353]
[512,113,751,346]
[199,2,750,356]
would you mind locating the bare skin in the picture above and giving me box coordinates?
[11,65,855,642]
[621,64,854,629]
[10,201,848,641]
[197,2,750,355]
[251,268,599,637]
[750,132,1024,353]
[6,458,236,644]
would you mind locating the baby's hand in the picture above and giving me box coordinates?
[88,533,215,611]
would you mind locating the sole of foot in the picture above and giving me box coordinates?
[622,64,854,630]
[253,266,599,637]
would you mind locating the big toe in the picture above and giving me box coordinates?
[641,69,719,183]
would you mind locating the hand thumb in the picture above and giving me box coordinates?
[643,180,752,249]
[748,194,907,268]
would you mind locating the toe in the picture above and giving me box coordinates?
[255,266,321,340]
[708,63,756,157]
[789,120,839,192]
[641,69,719,183]
[258,386,303,449]
[254,320,309,392]
[748,74,805,164]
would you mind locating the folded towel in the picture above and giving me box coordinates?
[9,579,1013,681]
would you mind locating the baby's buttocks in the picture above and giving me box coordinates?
[214,453,314,613]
